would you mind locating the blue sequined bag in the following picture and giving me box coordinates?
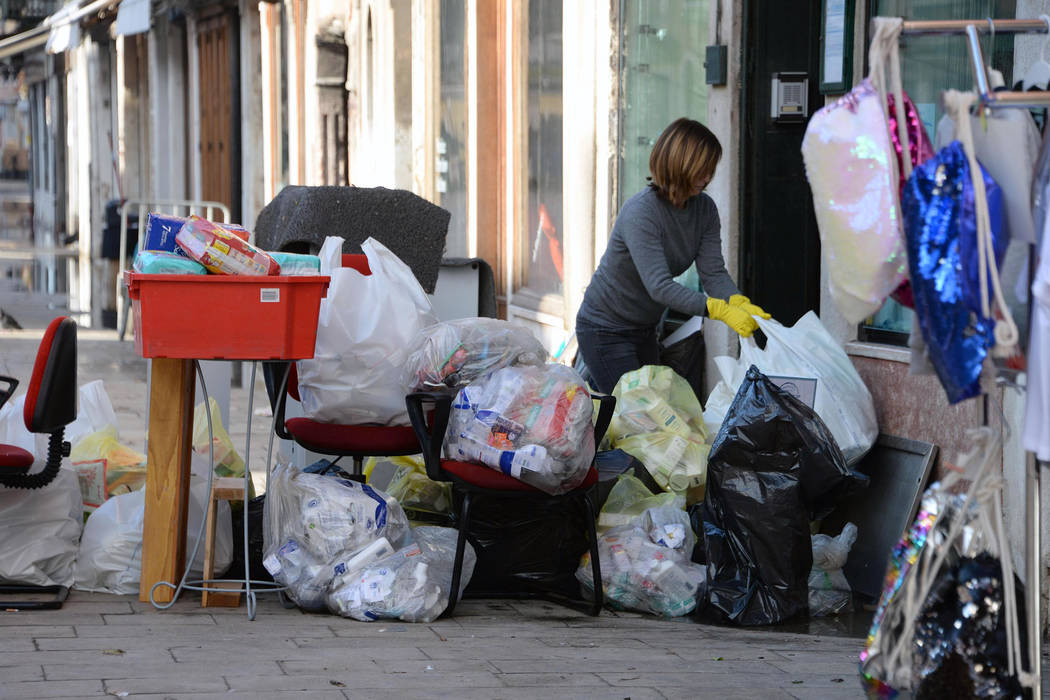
[901,140,1007,404]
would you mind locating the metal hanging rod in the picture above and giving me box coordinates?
[962,23,1050,108]
[901,18,1049,35]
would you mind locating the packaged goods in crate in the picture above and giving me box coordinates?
[271,252,321,275]
[132,251,207,275]
[446,364,595,495]
[175,216,279,276]
[404,317,548,390]
[142,213,249,257]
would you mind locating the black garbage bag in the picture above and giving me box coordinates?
[459,489,592,600]
[659,330,705,403]
[228,495,272,583]
[698,365,868,625]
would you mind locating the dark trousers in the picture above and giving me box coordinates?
[575,323,660,394]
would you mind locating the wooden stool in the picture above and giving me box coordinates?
[202,477,246,607]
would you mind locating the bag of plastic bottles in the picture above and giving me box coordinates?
[262,462,411,610]
[576,505,704,617]
[596,473,683,533]
[445,364,595,495]
[327,526,476,622]
[608,366,709,492]
[808,522,857,617]
[403,317,548,391]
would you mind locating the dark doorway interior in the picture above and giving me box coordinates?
[740,0,823,325]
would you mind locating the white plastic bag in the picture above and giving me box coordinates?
[808,522,857,617]
[297,236,438,425]
[703,312,877,465]
[262,462,411,609]
[65,380,120,447]
[327,526,477,622]
[445,364,595,495]
[0,394,46,464]
[73,476,232,595]
[0,468,83,587]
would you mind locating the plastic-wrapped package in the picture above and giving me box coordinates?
[327,526,476,622]
[403,318,548,391]
[608,366,709,492]
[381,457,452,523]
[262,463,411,610]
[596,473,683,533]
[175,216,280,276]
[577,505,704,617]
[270,252,321,276]
[808,522,857,617]
[132,251,208,275]
[445,364,594,495]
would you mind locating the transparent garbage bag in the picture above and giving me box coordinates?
[404,317,548,391]
[446,364,595,495]
[609,366,709,491]
[382,457,453,521]
[327,526,476,622]
[596,473,683,533]
[576,505,704,617]
[808,522,857,617]
[0,468,83,588]
[262,462,411,610]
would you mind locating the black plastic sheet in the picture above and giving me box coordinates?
[459,489,592,600]
[698,366,868,625]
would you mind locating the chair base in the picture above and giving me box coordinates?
[0,584,69,610]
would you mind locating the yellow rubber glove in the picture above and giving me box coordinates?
[706,297,759,337]
[729,294,772,319]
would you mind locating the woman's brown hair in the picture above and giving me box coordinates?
[647,118,722,208]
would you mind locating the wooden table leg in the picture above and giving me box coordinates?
[140,358,196,603]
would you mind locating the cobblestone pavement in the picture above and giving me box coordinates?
[1,293,1046,699]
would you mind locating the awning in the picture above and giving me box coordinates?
[114,0,149,37]
[0,0,122,60]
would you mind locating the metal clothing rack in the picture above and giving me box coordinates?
[899,16,1049,696]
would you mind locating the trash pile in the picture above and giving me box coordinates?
[263,462,474,621]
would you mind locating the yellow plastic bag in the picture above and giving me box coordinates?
[192,397,246,478]
[70,426,147,514]
[609,366,709,492]
[596,473,682,533]
[364,455,452,519]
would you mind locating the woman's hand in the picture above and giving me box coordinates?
[729,294,771,319]
[706,297,759,337]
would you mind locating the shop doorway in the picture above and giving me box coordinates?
[740,0,823,325]
[197,9,241,223]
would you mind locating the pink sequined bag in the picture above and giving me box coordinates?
[801,18,911,323]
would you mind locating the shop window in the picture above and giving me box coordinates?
[617,0,709,211]
[515,0,563,304]
[438,0,467,257]
[860,0,1017,345]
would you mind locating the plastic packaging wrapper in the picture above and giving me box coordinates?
[577,505,704,617]
[327,526,476,622]
[74,475,231,594]
[262,462,411,610]
[132,250,207,275]
[704,312,878,466]
[446,364,594,495]
[191,397,246,479]
[0,468,83,588]
[404,317,548,391]
[698,367,868,626]
[902,141,1008,404]
[270,251,321,275]
[596,473,683,533]
[297,236,438,425]
[373,456,452,524]
[463,489,591,599]
[175,216,280,276]
[609,366,709,492]
[808,522,857,617]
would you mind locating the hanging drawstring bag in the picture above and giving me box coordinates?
[859,427,1034,696]
[801,17,911,323]
[901,90,1018,404]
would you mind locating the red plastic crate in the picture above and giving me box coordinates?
[125,272,330,360]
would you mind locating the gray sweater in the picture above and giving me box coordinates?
[576,186,739,330]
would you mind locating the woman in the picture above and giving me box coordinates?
[575,117,769,393]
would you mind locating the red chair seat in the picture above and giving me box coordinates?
[284,418,420,455]
[441,459,598,493]
[0,444,34,471]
